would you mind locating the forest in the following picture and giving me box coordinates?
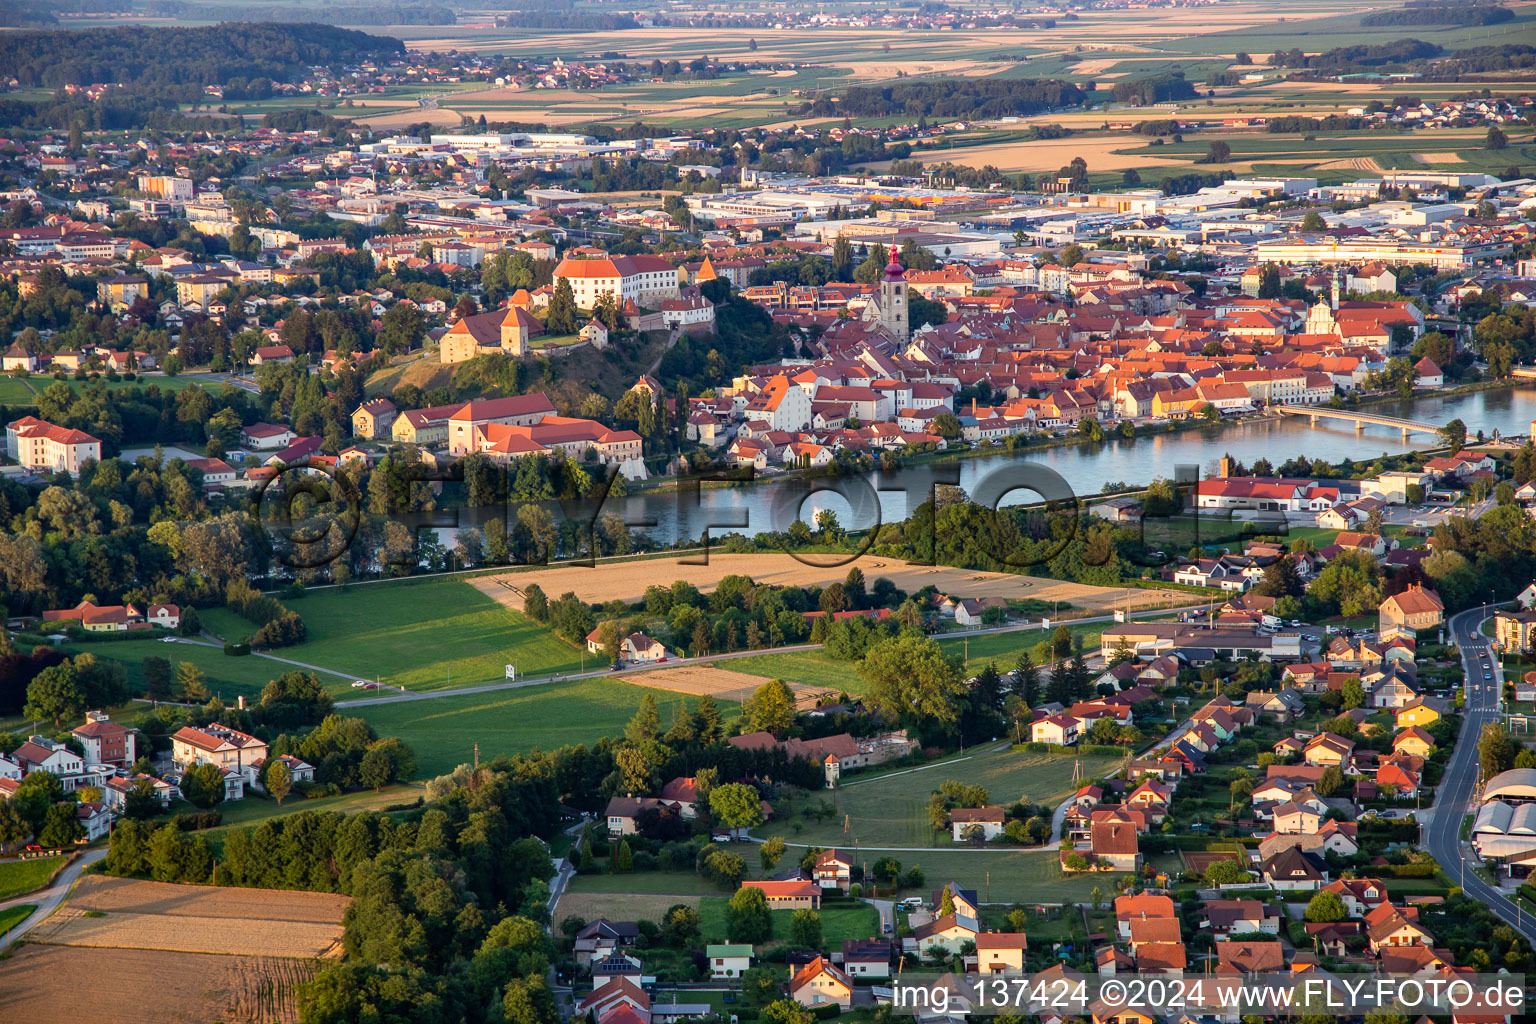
[139,1,455,25]
[796,78,1087,120]
[0,22,405,88]
[1361,2,1513,26]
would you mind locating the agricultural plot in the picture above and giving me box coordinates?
[0,945,318,1024]
[29,876,349,958]
[696,896,879,946]
[554,892,700,935]
[474,553,1189,615]
[621,665,826,708]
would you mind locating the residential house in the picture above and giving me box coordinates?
[788,957,853,1009]
[972,932,1029,974]
[950,807,1007,841]
[706,944,753,979]
[1378,584,1444,635]
[1259,846,1328,891]
[813,849,853,891]
[72,710,135,768]
[741,879,821,910]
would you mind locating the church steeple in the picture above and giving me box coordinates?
[878,243,909,340]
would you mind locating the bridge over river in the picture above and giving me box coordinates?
[1273,404,1442,439]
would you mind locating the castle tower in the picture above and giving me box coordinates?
[500,306,528,357]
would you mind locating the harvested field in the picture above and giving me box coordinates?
[866,135,1188,173]
[1315,156,1385,172]
[471,553,1193,614]
[0,944,318,1024]
[1414,151,1466,164]
[620,664,822,707]
[28,875,348,958]
[553,892,699,934]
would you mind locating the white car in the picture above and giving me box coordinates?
[351,680,370,688]
[160,637,178,643]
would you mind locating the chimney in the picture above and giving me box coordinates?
[237,695,246,710]
[971,397,977,415]
[1219,456,1233,479]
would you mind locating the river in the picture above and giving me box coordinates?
[426,387,1536,547]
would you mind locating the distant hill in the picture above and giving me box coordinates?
[0,22,407,89]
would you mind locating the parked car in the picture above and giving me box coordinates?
[351,680,369,688]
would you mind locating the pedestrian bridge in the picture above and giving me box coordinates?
[1273,405,1442,438]
[1512,366,1536,380]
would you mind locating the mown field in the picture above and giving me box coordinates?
[758,747,1118,848]
[354,676,739,779]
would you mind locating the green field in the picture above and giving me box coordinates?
[355,677,739,779]
[257,577,588,692]
[0,376,38,403]
[196,784,420,832]
[697,896,879,946]
[0,858,63,901]
[758,747,1117,848]
[0,904,36,937]
[59,637,298,702]
[714,650,862,692]
[565,870,724,896]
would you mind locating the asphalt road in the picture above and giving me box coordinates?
[1423,604,1536,943]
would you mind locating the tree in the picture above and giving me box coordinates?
[176,662,211,703]
[0,801,28,852]
[858,635,967,726]
[789,908,822,949]
[359,747,394,791]
[24,663,84,725]
[742,679,797,737]
[1206,859,1250,885]
[1480,722,1518,780]
[760,1001,813,1024]
[1340,677,1365,711]
[1256,264,1281,299]
[1315,765,1345,797]
[180,762,226,808]
[1305,889,1346,923]
[1488,125,1509,151]
[1300,210,1327,232]
[939,884,956,916]
[546,277,578,333]
[266,758,293,805]
[1205,140,1231,164]
[710,783,766,836]
[726,884,772,943]
[39,802,84,848]
[1440,417,1467,452]
[759,835,787,873]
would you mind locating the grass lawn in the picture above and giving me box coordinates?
[0,376,38,403]
[697,897,879,945]
[890,850,1129,905]
[935,621,1109,670]
[276,578,587,692]
[716,651,862,692]
[0,858,64,900]
[0,904,36,936]
[758,747,1118,848]
[355,677,740,779]
[59,637,294,702]
[190,784,420,833]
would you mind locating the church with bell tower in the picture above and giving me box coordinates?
[861,244,910,341]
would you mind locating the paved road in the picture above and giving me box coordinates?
[336,601,1215,709]
[0,849,106,947]
[1422,604,1536,943]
